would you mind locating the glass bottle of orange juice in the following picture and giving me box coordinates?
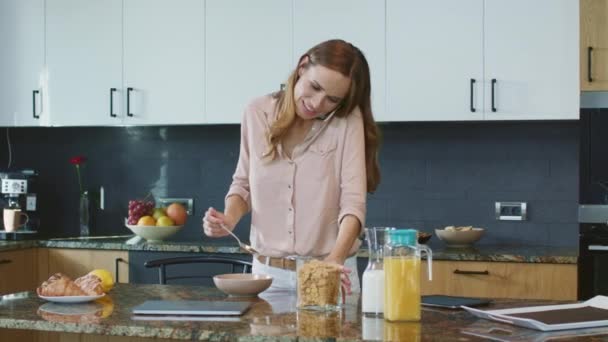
[384,228,432,322]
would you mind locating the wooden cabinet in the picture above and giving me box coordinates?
[0,249,37,295]
[123,0,205,125]
[37,249,129,284]
[581,0,608,91]
[46,0,123,126]
[421,260,577,300]
[387,0,578,122]
[0,0,46,126]
[294,0,386,120]
[205,0,292,124]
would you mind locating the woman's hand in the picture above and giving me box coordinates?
[202,207,234,237]
[324,256,353,295]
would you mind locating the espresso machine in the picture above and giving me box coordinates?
[0,170,40,240]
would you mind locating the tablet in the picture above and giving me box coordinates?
[422,295,492,309]
[132,300,252,316]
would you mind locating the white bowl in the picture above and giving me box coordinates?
[125,220,182,242]
[435,227,485,247]
[213,273,273,297]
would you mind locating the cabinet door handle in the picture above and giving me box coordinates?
[115,257,127,283]
[32,90,40,119]
[126,87,134,117]
[454,269,489,275]
[588,46,594,83]
[491,79,497,112]
[470,78,476,112]
[0,259,12,265]
[110,88,117,118]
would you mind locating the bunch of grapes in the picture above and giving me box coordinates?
[127,200,155,225]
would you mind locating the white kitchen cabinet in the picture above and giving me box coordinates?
[294,0,386,119]
[386,0,484,122]
[46,0,122,126]
[123,0,205,125]
[387,0,578,122]
[205,0,291,124]
[0,0,46,126]
[483,0,579,120]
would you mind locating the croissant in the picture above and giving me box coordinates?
[37,273,87,297]
[74,274,104,296]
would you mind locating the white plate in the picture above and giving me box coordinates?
[39,293,105,303]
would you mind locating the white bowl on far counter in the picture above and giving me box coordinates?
[435,227,485,247]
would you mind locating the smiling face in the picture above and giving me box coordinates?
[293,62,351,120]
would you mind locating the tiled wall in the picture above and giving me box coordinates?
[0,120,579,247]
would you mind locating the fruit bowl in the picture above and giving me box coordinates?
[213,273,273,297]
[124,219,183,243]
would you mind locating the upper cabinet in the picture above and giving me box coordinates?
[0,0,46,126]
[123,0,205,125]
[46,0,122,126]
[387,0,484,122]
[205,0,292,124]
[387,0,578,122]
[581,0,608,91]
[484,0,578,120]
[294,0,386,120]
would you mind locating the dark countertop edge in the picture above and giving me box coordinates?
[0,240,579,264]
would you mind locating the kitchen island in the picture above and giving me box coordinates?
[0,283,604,341]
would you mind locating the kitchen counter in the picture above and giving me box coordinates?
[0,283,602,341]
[0,237,578,264]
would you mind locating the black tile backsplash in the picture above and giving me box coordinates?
[0,120,579,247]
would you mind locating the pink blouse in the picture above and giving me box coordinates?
[226,95,366,258]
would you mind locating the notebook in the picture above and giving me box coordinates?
[132,300,252,316]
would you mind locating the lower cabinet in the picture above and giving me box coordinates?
[0,249,37,295]
[421,260,577,300]
[37,248,129,284]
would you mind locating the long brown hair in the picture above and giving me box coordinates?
[268,39,381,193]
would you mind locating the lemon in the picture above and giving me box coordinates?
[89,269,115,293]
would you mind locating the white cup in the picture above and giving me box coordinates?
[3,209,29,232]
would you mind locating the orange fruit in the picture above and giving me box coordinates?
[137,215,156,226]
[166,203,187,225]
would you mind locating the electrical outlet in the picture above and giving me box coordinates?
[157,198,194,215]
[495,202,527,221]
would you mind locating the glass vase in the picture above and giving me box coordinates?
[79,191,90,237]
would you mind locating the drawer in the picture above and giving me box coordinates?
[421,260,577,300]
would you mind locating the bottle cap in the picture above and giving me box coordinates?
[386,228,417,246]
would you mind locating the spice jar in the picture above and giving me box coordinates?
[296,257,342,311]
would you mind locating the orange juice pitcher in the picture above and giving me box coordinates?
[384,228,432,322]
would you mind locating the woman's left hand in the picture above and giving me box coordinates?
[324,257,352,295]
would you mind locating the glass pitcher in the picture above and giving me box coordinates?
[384,228,432,322]
[362,227,387,316]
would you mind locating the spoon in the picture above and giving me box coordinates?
[220,224,260,256]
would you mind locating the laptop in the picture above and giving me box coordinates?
[132,300,252,316]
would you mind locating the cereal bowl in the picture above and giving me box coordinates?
[435,227,485,247]
[213,273,273,297]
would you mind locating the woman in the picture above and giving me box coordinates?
[202,39,381,293]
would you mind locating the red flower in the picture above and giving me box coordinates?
[69,156,87,165]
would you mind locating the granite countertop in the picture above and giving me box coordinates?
[0,283,601,341]
[0,238,578,264]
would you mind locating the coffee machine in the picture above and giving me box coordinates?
[0,170,40,239]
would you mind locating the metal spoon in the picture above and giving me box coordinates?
[220,224,260,256]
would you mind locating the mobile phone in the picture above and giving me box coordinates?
[422,295,492,309]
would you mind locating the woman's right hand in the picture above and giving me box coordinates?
[202,207,234,237]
